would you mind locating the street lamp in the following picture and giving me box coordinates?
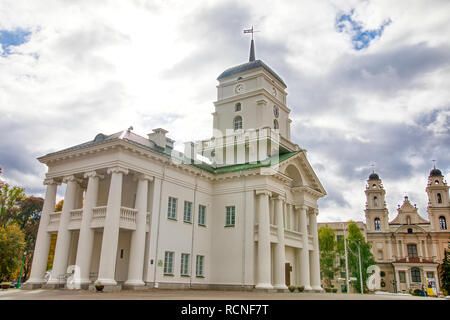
[16,250,27,289]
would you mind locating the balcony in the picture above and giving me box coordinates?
[47,206,149,231]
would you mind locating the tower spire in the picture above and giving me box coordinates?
[244,26,258,62]
[249,38,255,62]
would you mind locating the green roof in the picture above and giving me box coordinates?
[191,151,299,175]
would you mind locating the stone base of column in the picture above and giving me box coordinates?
[123,280,146,290]
[311,285,324,292]
[42,283,65,289]
[255,283,273,290]
[88,284,122,292]
[273,284,288,290]
[21,281,43,290]
[302,285,313,291]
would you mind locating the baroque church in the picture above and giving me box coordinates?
[319,167,449,294]
[24,39,326,291]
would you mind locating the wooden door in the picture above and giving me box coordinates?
[285,262,291,286]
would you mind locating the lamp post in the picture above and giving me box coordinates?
[342,223,350,294]
[16,250,27,289]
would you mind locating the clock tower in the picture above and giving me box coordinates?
[213,38,292,141]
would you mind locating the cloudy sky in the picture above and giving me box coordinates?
[1,0,449,223]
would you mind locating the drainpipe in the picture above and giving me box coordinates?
[189,176,198,288]
[152,164,166,287]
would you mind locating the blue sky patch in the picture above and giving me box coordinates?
[0,28,32,56]
[336,9,391,50]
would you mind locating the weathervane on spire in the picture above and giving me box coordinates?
[244,26,259,62]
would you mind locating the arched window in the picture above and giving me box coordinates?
[411,267,421,282]
[437,193,442,204]
[372,184,377,189]
[235,103,241,112]
[273,119,279,129]
[435,180,439,185]
[439,216,447,230]
[233,116,242,131]
[406,216,411,225]
[374,196,378,207]
[374,218,381,231]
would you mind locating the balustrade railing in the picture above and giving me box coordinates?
[92,206,107,219]
[120,207,137,224]
[70,209,83,220]
[49,211,61,224]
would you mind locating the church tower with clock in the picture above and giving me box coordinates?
[213,38,291,140]
[199,38,299,167]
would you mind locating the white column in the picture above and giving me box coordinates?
[125,174,152,287]
[395,269,401,292]
[432,241,438,262]
[434,270,440,295]
[25,179,59,285]
[309,209,322,291]
[97,166,128,286]
[405,269,410,289]
[255,190,272,289]
[273,197,287,290]
[424,240,429,260]
[75,171,102,285]
[145,177,162,284]
[298,205,312,290]
[418,241,423,262]
[388,239,393,261]
[48,175,79,284]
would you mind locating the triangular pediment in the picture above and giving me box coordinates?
[276,151,326,196]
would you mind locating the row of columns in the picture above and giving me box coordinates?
[255,191,321,291]
[26,166,153,288]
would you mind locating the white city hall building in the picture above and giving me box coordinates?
[24,40,326,292]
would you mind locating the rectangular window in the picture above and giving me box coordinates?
[196,255,204,277]
[340,259,345,267]
[198,205,206,226]
[183,201,192,223]
[407,244,418,258]
[180,253,190,276]
[399,271,406,283]
[340,272,346,279]
[426,272,434,279]
[336,235,343,242]
[164,251,174,275]
[225,206,236,227]
[167,197,177,220]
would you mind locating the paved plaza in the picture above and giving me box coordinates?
[0,288,446,300]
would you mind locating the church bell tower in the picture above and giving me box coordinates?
[426,165,449,231]
[365,172,389,232]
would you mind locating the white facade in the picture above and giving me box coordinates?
[25,44,326,291]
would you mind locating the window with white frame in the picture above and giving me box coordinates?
[439,216,447,230]
[198,205,206,226]
[196,255,204,277]
[180,253,190,276]
[183,201,192,223]
[225,206,236,227]
[164,251,174,275]
[168,197,177,220]
[233,116,243,131]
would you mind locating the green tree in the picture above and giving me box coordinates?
[0,183,26,227]
[440,241,450,294]
[343,221,375,293]
[0,224,26,281]
[318,225,339,289]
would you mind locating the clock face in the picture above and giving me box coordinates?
[235,84,244,94]
[272,87,277,96]
[273,105,279,118]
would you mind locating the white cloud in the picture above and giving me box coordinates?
[0,0,449,225]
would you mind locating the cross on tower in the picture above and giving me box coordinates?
[243,26,259,40]
[431,159,436,169]
[370,163,376,173]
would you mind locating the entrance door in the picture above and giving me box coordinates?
[285,263,291,286]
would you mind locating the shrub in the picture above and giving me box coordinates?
[288,285,296,292]
[413,289,422,296]
[297,286,304,292]
[325,288,332,293]
[332,288,338,293]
